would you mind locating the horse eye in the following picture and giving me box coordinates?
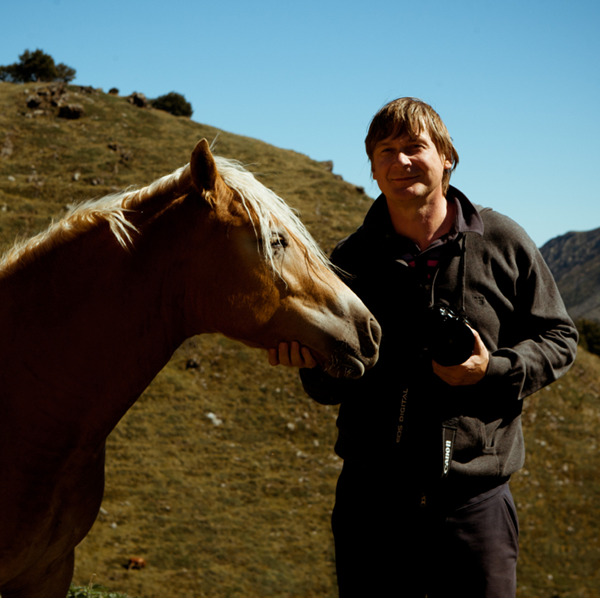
[270,233,288,249]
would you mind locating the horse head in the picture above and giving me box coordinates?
[183,139,380,378]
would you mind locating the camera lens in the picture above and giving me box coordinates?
[427,305,475,366]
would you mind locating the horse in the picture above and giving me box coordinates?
[0,139,381,597]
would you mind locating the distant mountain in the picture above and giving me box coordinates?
[540,228,600,323]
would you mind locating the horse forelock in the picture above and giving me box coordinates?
[213,156,331,276]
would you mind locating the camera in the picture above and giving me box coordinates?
[425,303,474,366]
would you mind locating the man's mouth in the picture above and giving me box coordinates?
[391,175,418,183]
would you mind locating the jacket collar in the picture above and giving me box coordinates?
[362,185,485,242]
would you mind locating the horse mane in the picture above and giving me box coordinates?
[0,191,139,275]
[0,155,330,277]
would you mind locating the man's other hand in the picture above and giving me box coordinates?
[432,327,489,386]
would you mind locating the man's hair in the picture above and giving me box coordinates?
[365,97,459,194]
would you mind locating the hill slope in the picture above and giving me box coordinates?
[541,228,600,323]
[1,82,599,598]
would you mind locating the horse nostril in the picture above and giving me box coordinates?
[356,316,381,368]
[370,317,382,345]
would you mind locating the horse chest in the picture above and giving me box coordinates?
[0,444,106,584]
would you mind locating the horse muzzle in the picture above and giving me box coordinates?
[323,316,381,379]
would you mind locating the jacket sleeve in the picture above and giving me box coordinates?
[299,367,347,405]
[476,215,578,401]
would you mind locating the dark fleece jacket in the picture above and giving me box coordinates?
[300,187,577,491]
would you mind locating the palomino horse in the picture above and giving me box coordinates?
[0,139,381,597]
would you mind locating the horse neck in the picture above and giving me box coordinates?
[0,216,200,450]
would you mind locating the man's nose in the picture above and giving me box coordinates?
[396,152,411,165]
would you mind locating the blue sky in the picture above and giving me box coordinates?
[2,0,599,246]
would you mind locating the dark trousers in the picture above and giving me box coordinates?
[331,464,519,598]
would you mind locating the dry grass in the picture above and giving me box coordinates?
[73,336,342,597]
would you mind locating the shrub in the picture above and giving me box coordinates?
[151,92,193,117]
[0,49,76,83]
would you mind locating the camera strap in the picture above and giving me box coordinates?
[395,387,410,444]
[427,235,467,314]
[441,417,459,478]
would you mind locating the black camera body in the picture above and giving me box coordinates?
[426,303,474,366]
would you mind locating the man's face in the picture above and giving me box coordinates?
[371,129,451,206]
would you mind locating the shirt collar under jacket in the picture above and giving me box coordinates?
[362,185,484,259]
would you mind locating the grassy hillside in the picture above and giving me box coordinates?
[1,82,599,598]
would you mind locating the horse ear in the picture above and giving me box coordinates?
[190,139,218,193]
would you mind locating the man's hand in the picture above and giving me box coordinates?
[432,327,489,386]
[267,341,318,369]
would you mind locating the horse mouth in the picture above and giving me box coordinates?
[325,355,366,379]
[316,347,368,379]
[310,329,380,378]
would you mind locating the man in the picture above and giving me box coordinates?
[268,97,577,597]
